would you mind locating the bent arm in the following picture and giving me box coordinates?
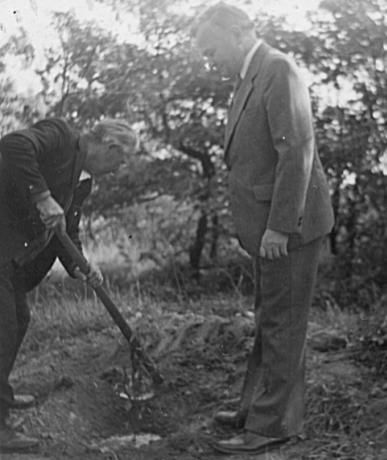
[0,118,73,204]
[0,131,50,202]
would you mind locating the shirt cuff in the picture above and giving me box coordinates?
[31,190,51,204]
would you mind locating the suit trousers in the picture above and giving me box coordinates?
[239,237,324,438]
[0,263,30,424]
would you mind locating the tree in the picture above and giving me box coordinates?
[1,0,385,305]
[252,0,387,305]
[0,29,40,133]
[42,2,234,274]
[308,0,387,306]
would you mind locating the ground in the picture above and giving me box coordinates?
[2,281,387,460]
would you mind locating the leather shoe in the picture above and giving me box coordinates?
[211,431,289,454]
[9,394,36,410]
[214,410,245,429]
[0,426,39,453]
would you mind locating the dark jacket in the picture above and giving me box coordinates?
[0,118,90,286]
[20,177,91,291]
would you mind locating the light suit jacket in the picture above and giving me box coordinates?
[225,42,334,255]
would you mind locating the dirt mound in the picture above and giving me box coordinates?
[4,310,387,460]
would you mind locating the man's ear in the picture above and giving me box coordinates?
[230,25,243,44]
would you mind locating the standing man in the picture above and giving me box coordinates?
[0,117,137,453]
[192,2,334,455]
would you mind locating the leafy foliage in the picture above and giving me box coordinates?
[1,0,386,307]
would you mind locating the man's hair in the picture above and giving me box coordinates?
[191,1,254,37]
[90,118,138,152]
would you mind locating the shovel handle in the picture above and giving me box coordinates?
[54,229,163,385]
[55,230,91,275]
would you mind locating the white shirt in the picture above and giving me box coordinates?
[240,40,263,80]
[79,170,91,181]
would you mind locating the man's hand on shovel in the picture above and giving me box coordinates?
[73,263,103,288]
[36,195,66,233]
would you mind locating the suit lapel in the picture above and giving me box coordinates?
[224,43,270,159]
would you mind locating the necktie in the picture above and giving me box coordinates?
[231,75,242,109]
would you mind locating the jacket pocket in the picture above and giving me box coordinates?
[252,183,274,201]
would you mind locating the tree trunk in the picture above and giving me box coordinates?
[330,180,341,255]
[210,212,219,260]
[189,210,208,277]
[346,181,360,281]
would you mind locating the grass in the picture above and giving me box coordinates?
[21,272,386,459]
[18,225,386,459]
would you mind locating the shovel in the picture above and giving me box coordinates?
[55,229,163,386]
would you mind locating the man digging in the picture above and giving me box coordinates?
[0,117,136,453]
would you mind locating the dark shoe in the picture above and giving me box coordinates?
[211,431,289,455]
[9,394,36,410]
[0,426,39,453]
[214,410,245,429]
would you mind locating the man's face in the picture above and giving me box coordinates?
[195,22,243,78]
[88,141,126,176]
